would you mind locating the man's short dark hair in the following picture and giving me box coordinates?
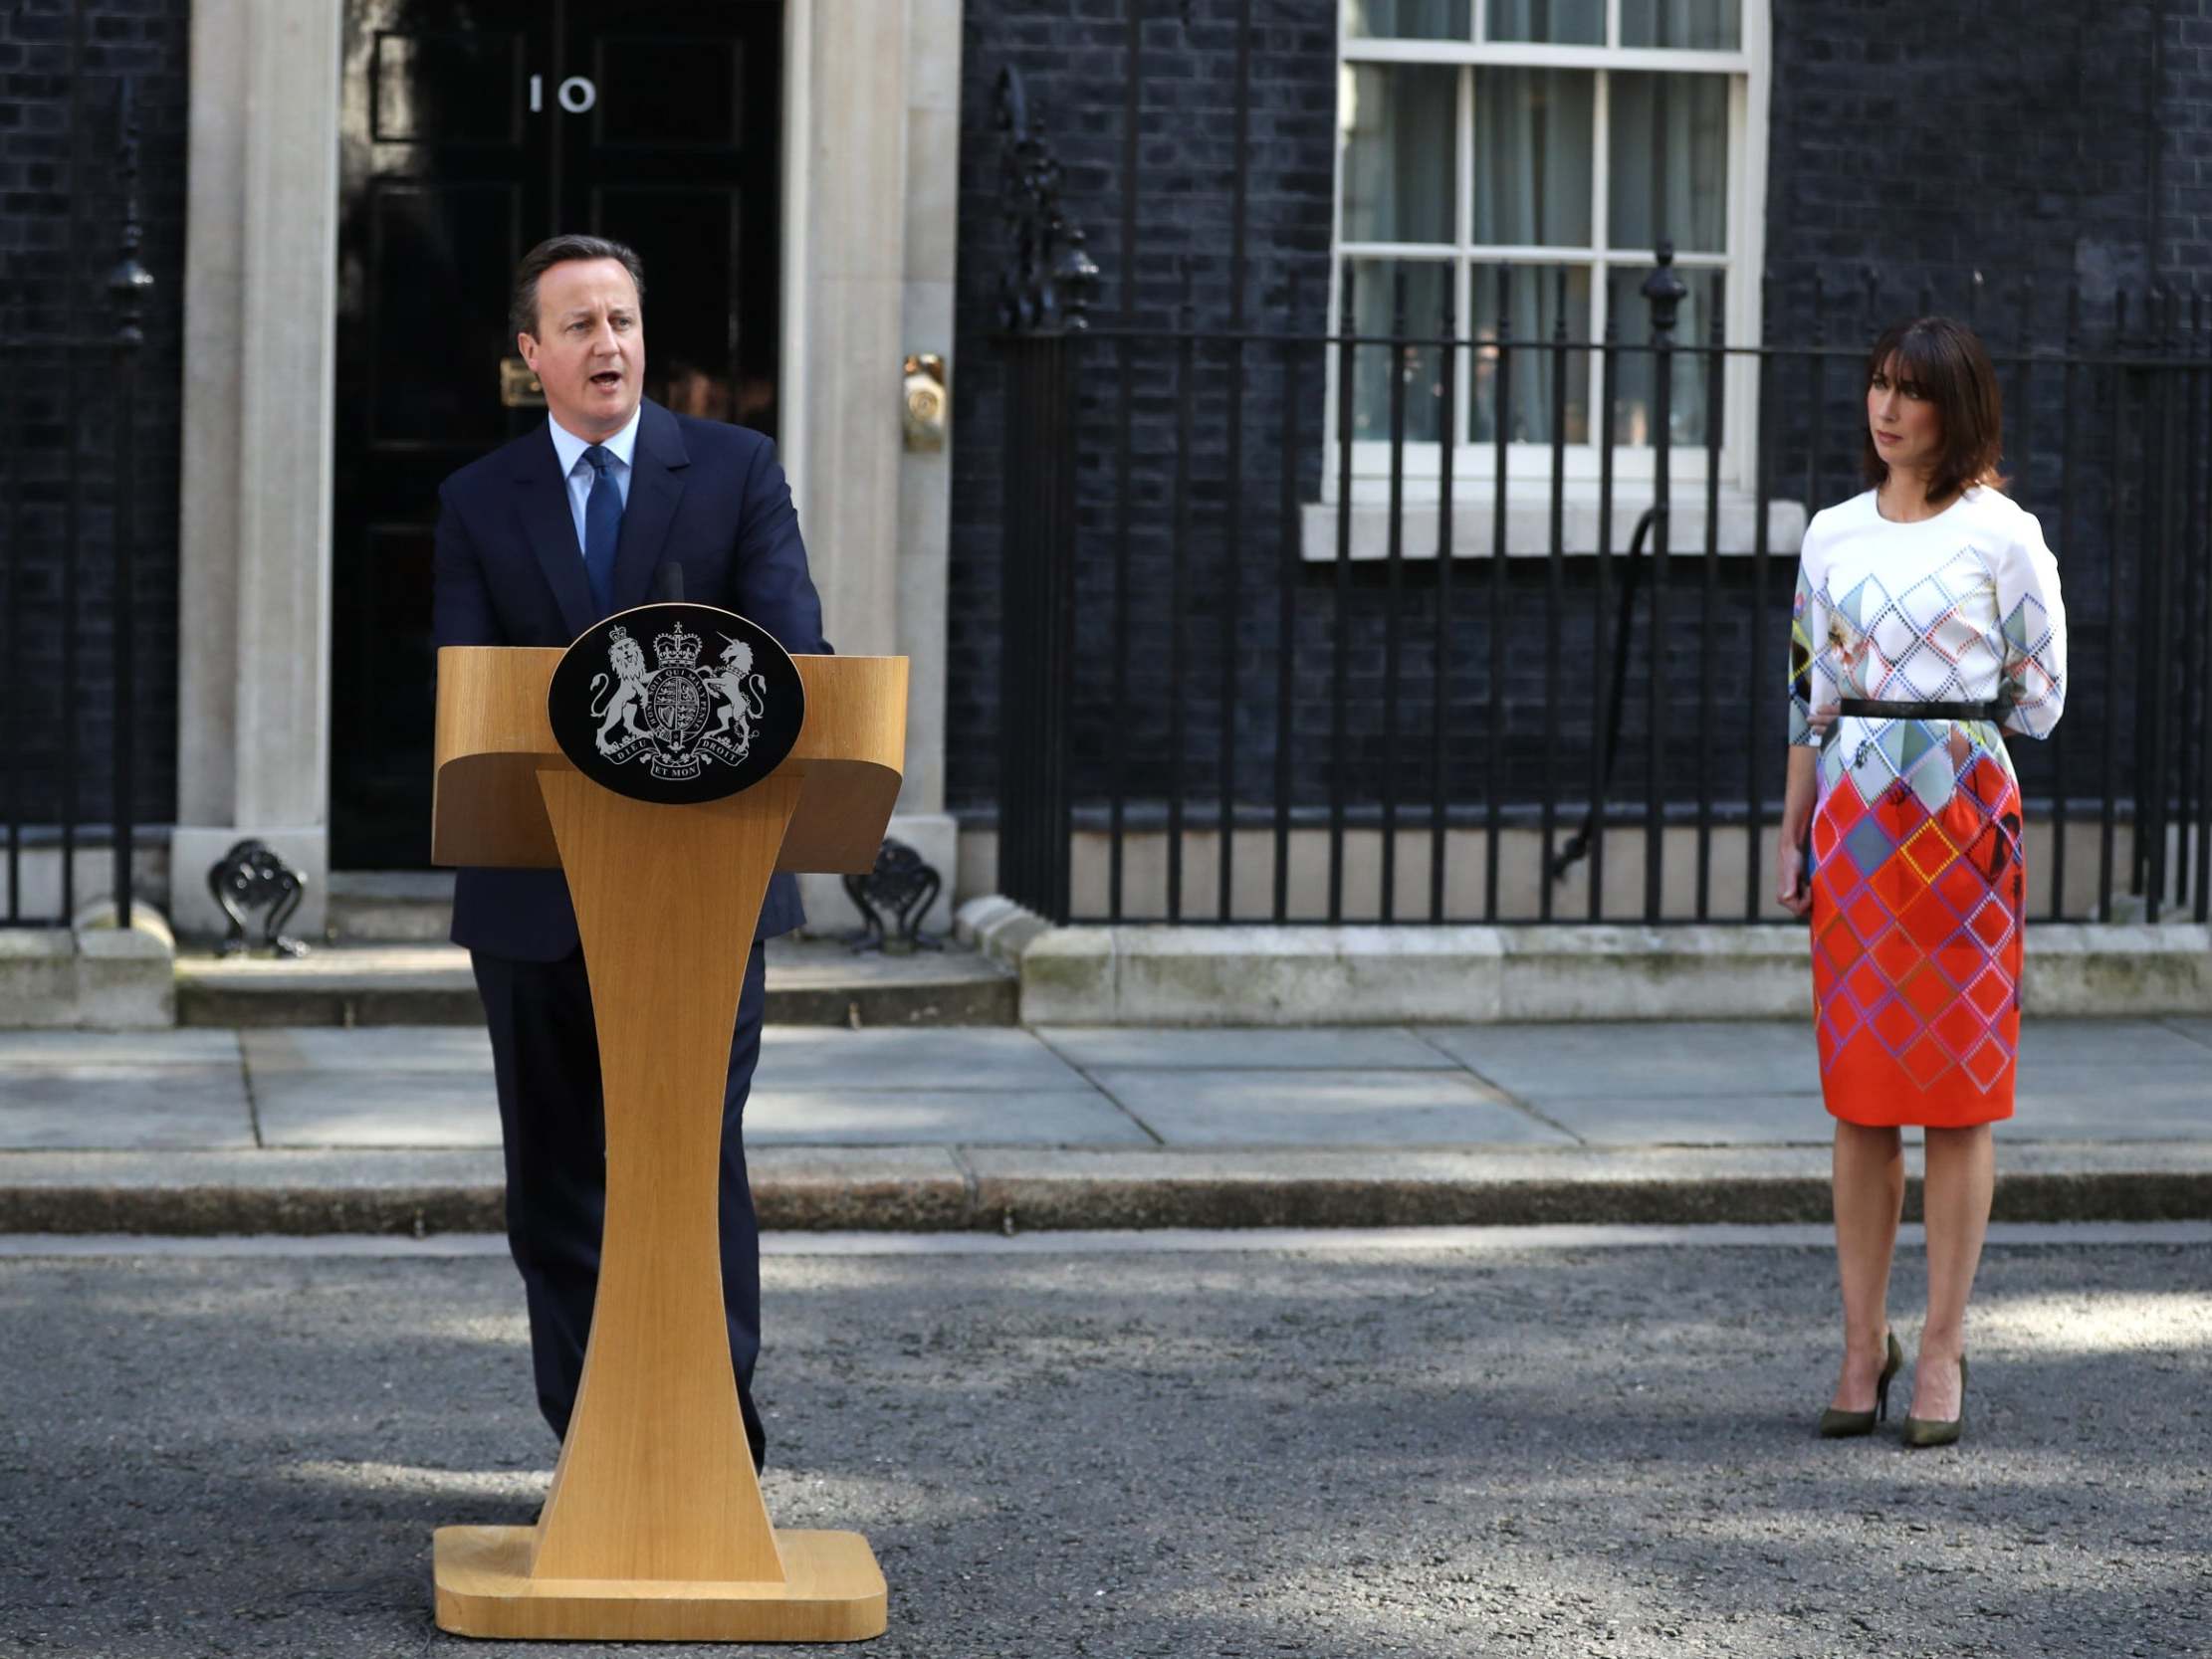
[510,234,647,342]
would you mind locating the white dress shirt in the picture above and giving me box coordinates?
[547,404,642,559]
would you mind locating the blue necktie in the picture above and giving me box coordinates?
[581,444,622,616]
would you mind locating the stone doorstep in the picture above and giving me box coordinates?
[325,883,455,944]
[958,900,2212,1026]
[172,936,1018,1028]
[1,1143,2207,1234]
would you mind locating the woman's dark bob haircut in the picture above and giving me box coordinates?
[1862,315,2008,504]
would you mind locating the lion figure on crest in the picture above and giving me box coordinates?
[589,627,653,754]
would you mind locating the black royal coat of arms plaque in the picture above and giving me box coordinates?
[548,603,806,805]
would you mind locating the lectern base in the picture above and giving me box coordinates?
[433,1526,887,1642]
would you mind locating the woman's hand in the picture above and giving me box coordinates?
[1777,834,1813,918]
[1806,702,1841,742]
[1778,746,1818,920]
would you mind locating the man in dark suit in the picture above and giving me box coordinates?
[431,233,825,1470]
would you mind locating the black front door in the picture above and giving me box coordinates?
[332,0,784,868]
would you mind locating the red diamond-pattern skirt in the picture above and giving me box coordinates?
[1808,751,2025,1128]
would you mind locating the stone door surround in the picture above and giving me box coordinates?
[171,0,943,939]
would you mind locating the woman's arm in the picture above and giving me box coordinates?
[1776,746,1818,917]
[1779,523,1830,918]
[1995,517,2067,738]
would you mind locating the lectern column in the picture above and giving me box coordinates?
[526,768,799,1583]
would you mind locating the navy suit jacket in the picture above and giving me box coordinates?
[431,398,829,960]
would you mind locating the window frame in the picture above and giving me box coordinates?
[1329,0,1773,497]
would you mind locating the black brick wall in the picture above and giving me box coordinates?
[2160,1,2212,274]
[1,0,187,834]
[1764,1,2165,322]
[949,0,1338,819]
[947,0,2211,856]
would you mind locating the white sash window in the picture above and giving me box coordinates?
[1335,0,1771,498]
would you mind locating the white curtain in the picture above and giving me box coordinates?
[1351,261,1451,444]
[1609,73,1726,255]
[1341,65,1455,246]
[1485,0,1602,45]
[1342,64,1456,441]
[1619,0,1738,50]
[1471,265,1589,445]
[1603,74,1727,447]
[1607,267,1722,448]
[1470,68,1593,442]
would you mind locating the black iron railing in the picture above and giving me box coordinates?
[996,238,2212,928]
[994,66,1097,928]
[0,71,155,930]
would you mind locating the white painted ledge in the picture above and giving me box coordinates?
[956,900,2212,1027]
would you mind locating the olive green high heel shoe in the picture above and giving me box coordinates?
[1818,1331,1903,1438]
[1901,1353,1968,1449]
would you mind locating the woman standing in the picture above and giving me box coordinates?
[1777,316,2068,1447]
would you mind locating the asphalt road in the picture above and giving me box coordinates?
[0,1233,2205,1658]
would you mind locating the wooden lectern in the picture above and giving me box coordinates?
[426,638,905,1642]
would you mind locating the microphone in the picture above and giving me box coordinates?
[651,561,685,603]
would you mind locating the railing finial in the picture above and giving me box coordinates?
[107,76,154,349]
[1641,240,1686,343]
[995,66,1100,335]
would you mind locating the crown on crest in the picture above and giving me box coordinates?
[654,620,703,668]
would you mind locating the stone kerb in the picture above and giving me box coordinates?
[957,897,2212,1026]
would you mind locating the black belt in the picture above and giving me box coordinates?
[1839,699,2002,722]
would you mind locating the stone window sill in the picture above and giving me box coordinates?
[1298,486,1808,561]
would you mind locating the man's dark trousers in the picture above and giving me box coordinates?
[472,942,771,1469]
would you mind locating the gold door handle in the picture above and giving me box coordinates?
[501,355,547,409]
[902,352,946,450]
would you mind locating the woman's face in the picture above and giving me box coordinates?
[1867,353,1943,478]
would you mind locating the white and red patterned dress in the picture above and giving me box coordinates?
[1790,487,2068,1127]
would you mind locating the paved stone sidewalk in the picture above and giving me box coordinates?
[1,1018,2207,1230]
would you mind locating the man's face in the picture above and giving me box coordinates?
[519,258,644,440]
